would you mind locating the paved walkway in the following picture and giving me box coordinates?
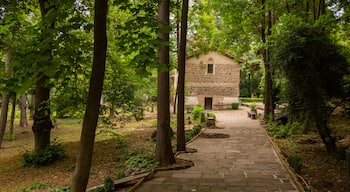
[134,109,302,192]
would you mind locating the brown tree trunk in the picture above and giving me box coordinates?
[0,51,11,148]
[261,0,274,119]
[302,111,312,134]
[32,75,52,151]
[71,0,108,191]
[177,0,189,152]
[29,93,35,120]
[156,0,176,166]
[109,104,115,119]
[19,94,28,127]
[9,94,16,137]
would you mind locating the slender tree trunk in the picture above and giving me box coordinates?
[109,104,115,119]
[316,119,337,153]
[261,0,274,119]
[9,94,16,137]
[0,51,11,148]
[29,93,35,120]
[71,0,108,191]
[177,0,189,152]
[19,94,28,127]
[156,0,176,166]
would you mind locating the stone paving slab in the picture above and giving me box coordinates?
[134,109,302,192]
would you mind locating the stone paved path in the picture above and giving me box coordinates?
[134,109,302,192]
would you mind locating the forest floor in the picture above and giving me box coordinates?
[0,111,350,192]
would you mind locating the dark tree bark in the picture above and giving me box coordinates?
[261,0,274,119]
[71,0,108,191]
[19,94,28,127]
[176,0,189,152]
[156,0,176,166]
[9,94,16,136]
[32,75,52,151]
[29,93,35,120]
[0,51,11,148]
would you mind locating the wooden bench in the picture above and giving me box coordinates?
[247,110,257,119]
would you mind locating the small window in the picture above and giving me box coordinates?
[207,64,214,73]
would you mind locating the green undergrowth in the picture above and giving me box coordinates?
[21,139,66,167]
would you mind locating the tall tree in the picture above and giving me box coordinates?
[71,0,108,190]
[33,0,55,151]
[0,52,11,148]
[272,16,349,152]
[176,0,189,152]
[156,0,176,166]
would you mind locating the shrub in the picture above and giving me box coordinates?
[207,113,216,119]
[90,176,115,192]
[286,155,303,174]
[185,125,202,142]
[22,140,66,167]
[267,122,302,138]
[191,106,204,121]
[231,103,239,109]
[125,153,158,170]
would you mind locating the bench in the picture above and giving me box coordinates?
[247,110,257,119]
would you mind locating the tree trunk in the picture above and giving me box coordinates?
[156,0,176,166]
[71,0,108,191]
[177,0,189,152]
[302,111,312,134]
[0,51,11,148]
[29,93,35,120]
[32,0,54,151]
[109,104,115,119]
[32,75,52,151]
[316,120,337,153]
[261,0,274,119]
[19,94,28,127]
[9,94,16,137]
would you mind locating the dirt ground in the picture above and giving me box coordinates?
[0,114,158,191]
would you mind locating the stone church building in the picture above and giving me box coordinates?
[183,51,241,110]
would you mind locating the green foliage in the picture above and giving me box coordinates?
[116,171,127,179]
[240,98,263,102]
[17,181,46,192]
[231,103,239,110]
[125,153,158,170]
[285,154,303,174]
[185,125,202,142]
[21,140,66,167]
[191,106,206,123]
[207,113,216,119]
[191,106,204,120]
[267,122,302,139]
[48,186,70,192]
[90,176,115,192]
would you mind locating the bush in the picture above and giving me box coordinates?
[231,103,239,109]
[287,155,303,174]
[267,122,302,138]
[22,140,66,167]
[207,113,216,119]
[191,106,204,121]
[185,125,202,142]
[125,153,158,170]
[90,176,115,192]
